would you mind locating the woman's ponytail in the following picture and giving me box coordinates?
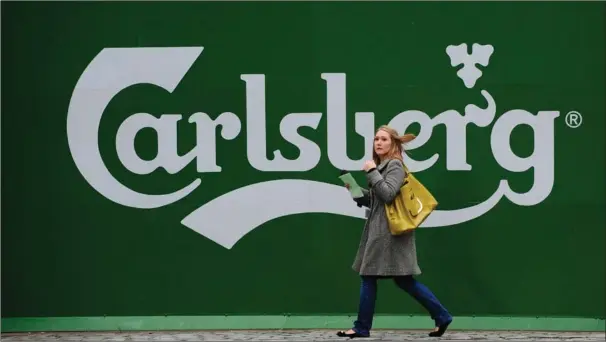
[398,133,416,144]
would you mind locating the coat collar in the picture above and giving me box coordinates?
[377,158,393,172]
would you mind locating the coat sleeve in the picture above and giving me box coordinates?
[366,159,405,204]
[353,188,370,208]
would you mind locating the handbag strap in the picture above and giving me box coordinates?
[402,160,411,174]
[384,158,412,176]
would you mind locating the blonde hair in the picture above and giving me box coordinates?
[372,125,416,165]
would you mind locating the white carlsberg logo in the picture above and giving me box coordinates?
[446,43,494,89]
[66,44,560,249]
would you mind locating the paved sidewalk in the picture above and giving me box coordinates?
[2,330,605,341]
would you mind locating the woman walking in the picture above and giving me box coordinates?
[337,125,453,339]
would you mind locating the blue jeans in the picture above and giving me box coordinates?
[352,275,452,336]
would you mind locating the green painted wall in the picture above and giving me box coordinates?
[2,0,604,324]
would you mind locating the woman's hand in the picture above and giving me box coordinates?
[363,160,377,172]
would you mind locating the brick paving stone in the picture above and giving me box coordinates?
[1,330,605,341]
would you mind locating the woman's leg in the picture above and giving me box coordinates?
[393,275,453,336]
[338,275,378,337]
[352,275,378,336]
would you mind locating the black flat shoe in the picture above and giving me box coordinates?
[336,330,369,339]
[428,319,452,337]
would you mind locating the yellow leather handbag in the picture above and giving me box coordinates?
[385,164,438,235]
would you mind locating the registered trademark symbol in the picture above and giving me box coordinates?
[565,111,582,128]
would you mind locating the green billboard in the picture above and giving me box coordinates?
[2,0,604,332]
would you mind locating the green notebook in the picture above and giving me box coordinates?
[338,173,364,198]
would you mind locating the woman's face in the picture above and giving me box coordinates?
[374,129,392,157]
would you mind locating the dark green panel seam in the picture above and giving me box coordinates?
[2,315,604,332]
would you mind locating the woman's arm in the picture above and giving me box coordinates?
[366,160,405,203]
[353,188,371,208]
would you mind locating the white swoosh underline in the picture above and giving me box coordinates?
[181,179,506,249]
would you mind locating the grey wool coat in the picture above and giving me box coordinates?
[352,158,422,277]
